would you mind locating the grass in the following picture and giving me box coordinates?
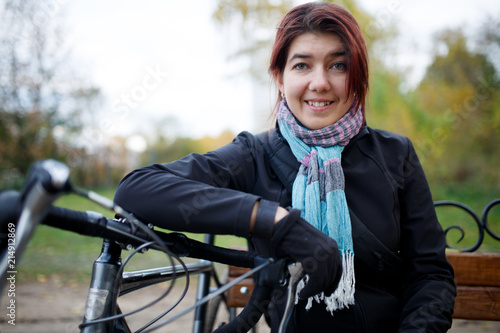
[17,185,500,284]
[431,184,500,253]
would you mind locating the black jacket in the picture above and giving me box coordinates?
[114,126,456,332]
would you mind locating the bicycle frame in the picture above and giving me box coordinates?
[80,235,225,333]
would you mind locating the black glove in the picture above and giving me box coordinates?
[270,208,342,299]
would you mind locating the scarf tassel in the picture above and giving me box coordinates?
[295,250,356,314]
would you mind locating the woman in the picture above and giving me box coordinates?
[114,2,456,332]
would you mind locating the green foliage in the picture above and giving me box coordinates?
[366,63,417,137]
[412,29,500,190]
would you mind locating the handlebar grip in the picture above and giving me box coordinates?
[188,241,258,268]
[43,207,161,249]
[0,190,22,232]
[42,206,146,245]
[43,206,106,236]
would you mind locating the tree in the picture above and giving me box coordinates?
[477,16,500,80]
[212,0,292,83]
[413,28,500,187]
[0,0,101,188]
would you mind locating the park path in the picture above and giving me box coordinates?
[0,278,499,333]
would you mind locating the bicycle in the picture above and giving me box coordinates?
[0,159,304,332]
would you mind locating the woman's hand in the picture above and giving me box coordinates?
[271,208,342,299]
[250,201,341,298]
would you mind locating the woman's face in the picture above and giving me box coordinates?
[277,32,353,130]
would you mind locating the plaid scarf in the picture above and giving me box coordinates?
[277,99,364,313]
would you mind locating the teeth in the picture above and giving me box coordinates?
[307,101,331,107]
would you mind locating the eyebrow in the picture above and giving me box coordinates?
[289,51,346,61]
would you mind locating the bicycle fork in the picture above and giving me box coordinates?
[81,239,130,333]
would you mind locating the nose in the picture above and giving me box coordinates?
[308,68,330,92]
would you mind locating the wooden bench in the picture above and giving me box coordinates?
[447,252,500,321]
[226,265,254,308]
[225,252,500,321]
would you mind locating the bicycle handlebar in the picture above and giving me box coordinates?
[0,159,293,332]
[42,205,264,268]
[44,201,277,332]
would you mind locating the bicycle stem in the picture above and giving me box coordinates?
[80,239,128,333]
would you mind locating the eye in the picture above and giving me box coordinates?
[292,62,308,70]
[332,62,347,71]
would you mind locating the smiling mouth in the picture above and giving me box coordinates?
[306,101,332,107]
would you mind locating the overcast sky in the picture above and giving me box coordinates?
[61,0,500,151]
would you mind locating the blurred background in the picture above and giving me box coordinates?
[1,0,499,191]
[0,2,499,332]
[0,0,499,279]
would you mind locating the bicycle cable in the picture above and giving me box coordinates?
[78,240,191,330]
[69,183,276,332]
[141,257,274,333]
[128,246,191,333]
[70,185,193,330]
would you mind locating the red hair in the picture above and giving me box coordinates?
[269,2,369,117]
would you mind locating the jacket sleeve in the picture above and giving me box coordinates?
[397,139,456,332]
[113,131,266,238]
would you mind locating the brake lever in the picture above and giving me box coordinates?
[278,262,304,333]
[16,160,70,247]
[0,160,70,294]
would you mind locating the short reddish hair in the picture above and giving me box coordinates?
[269,2,369,115]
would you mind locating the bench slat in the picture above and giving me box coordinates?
[225,252,500,322]
[446,252,500,287]
[228,265,251,277]
[453,286,500,321]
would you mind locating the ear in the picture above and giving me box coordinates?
[274,72,284,97]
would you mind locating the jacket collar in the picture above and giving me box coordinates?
[344,126,369,153]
